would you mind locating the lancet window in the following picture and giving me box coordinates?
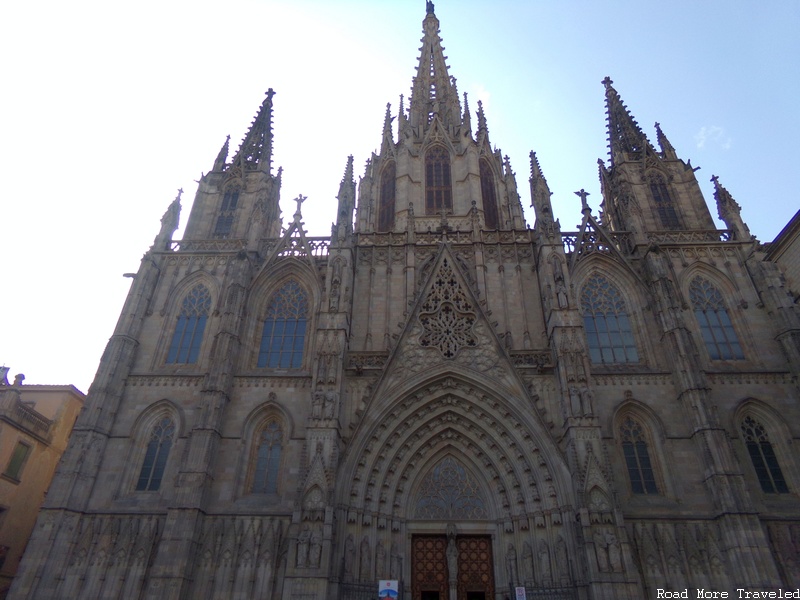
[378,161,396,231]
[740,416,789,494]
[166,284,212,364]
[649,174,681,229]
[258,280,309,369]
[480,159,499,229]
[689,276,744,360]
[425,146,452,214]
[619,416,658,494]
[580,274,639,364]
[251,421,283,494]
[136,416,175,491]
[213,188,240,237]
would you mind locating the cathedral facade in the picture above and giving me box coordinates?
[10,5,800,600]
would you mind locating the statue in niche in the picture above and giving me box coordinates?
[522,542,534,582]
[376,541,386,579]
[324,391,338,419]
[568,386,582,417]
[607,531,622,572]
[308,525,322,568]
[360,536,371,580]
[312,391,324,419]
[390,542,402,579]
[329,260,343,311]
[446,536,458,582]
[344,534,355,579]
[593,530,610,572]
[296,524,310,568]
[580,387,594,416]
[556,536,570,584]
[538,540,551,585]
[506,543,518,586]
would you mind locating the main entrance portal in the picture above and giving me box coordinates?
[411,535,494,600]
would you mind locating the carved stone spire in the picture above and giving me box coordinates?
[712,175,751,240]
[213,135,230,172]
[335,155,356,240]
[530,151,557,235]
[406,6,462,134]
[380,103,394,154]
[230,88,275,173]
[602,77,653,166]
[654,121,677,160]
[462,92,472,136]
[153,189,182,250]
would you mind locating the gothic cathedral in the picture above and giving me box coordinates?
[10,5,800,600]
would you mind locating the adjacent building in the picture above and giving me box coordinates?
[9,5,800,599]
[0,371,84,598]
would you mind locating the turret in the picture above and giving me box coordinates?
[334,155,356,242]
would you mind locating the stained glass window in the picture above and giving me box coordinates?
[214,189,239,237]
[252,421,282,494]
[136,417,175,491]
[480,159,499,229]
[414,456,487,519]
[167,284,212,364]
[258,280,309,369]
[619,416,658,494]
[425,146,452,214]
[649,174,681,229]
[378,162,396,231]
[741,416,788,494]
[581,275,639,364]
[689,276,744,360]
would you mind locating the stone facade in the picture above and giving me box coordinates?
[9,6,800,600]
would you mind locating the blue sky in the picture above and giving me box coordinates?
[1,0,798,391]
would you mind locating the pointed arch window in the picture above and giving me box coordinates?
[414,456,488,519]
[689,276,744,360]
[136,416,175,491]
[258,280,309,369]
[480,158,499,229]
[214,188,240,237]
[425,146,452,215]
[251,421,283,494]
[619,416,658,494]
[580,274,639,364]
[167,284,212,364]
[741,416,789,493]
[378,161,396,231]
[649,174,681,229]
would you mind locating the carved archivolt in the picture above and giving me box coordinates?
[341,378,571,526]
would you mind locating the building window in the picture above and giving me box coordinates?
[425,146,452,215]
[619,416,658,494]
[3,441,32,482]
[214,189,240,237]
[167,284,212,364]
[689,276,744,360]
[741,416,789,494]
[480,159,499,229]
[136,417,175,491]
[580,274,639,364]
[251,421,282,494]
[258,280,309,369]
[378,162,396,231]
[649,174,681,229]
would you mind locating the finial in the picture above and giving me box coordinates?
[575,189,591,212]
[426,0,435,15]
[177,188,183,200]
[294,194,307,219]
[602,76,613,88]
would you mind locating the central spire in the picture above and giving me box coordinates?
[407,4,462,133]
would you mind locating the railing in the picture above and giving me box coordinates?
[561,231,633,257]
[515,584,578,600]
[646,229,733,243]
[170,239,247,252]
[0,394,53,440]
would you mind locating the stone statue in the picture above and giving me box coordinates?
[607,531,622,572]
[344,534,355,579]
[360,536,371,580]
[538,540,551,584]
[296,524,310,568]
[308,525,322,568]
[446,536,458,581]
[506,543,518,585]
[593,530,610,572]
[312,391,324,419]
